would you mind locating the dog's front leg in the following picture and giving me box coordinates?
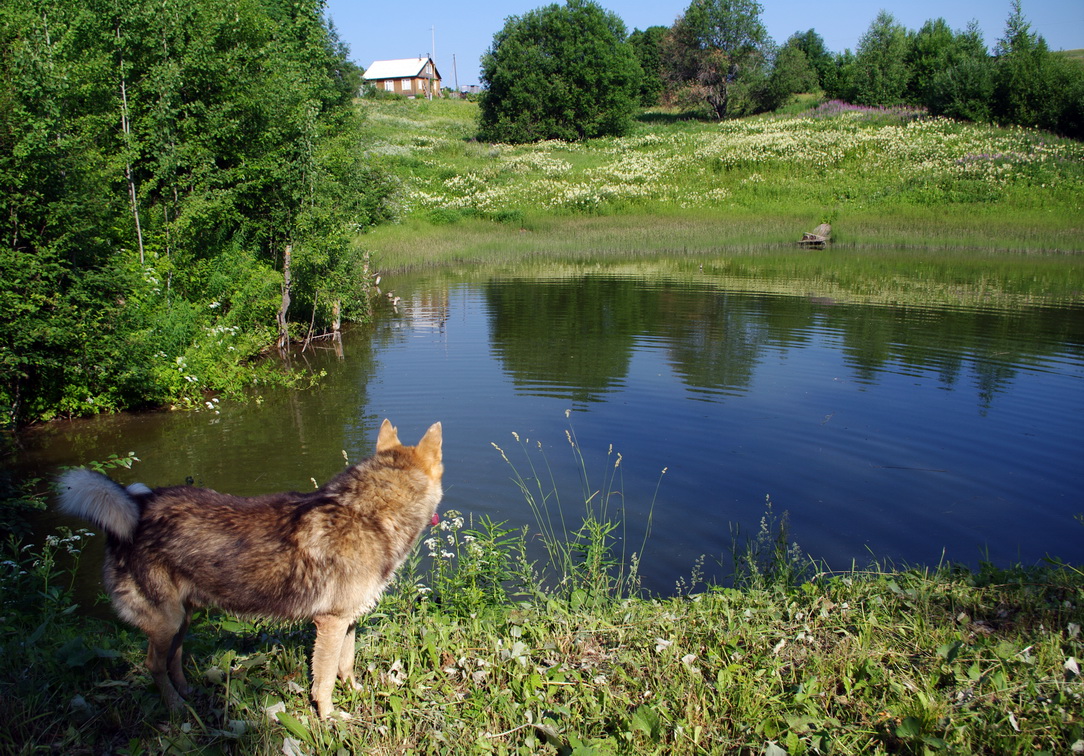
[311,614,351,719]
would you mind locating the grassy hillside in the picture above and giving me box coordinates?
[357,99,1084,267]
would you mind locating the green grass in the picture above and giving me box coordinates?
[3,445,1082,755]
[355,98,1084,267]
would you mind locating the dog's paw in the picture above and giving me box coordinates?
[316,706,355,722]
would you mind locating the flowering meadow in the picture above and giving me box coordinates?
[363,100,1084,224]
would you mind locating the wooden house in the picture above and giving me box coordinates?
[364,57,442,98]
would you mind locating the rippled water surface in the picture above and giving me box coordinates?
[17,257,1084,591]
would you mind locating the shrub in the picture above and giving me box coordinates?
[478,0,642,143]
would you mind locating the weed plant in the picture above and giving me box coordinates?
[2,449,1081,755]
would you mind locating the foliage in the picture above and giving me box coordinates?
[0,0,390,428]
[759,44,818,112]
[661,0,771,119]
[992,0,1084,139]
[628,25,668,107]
[906,19,982,108]
[477,0,642,143]
[784,29,833,90]
[848,11,911,106]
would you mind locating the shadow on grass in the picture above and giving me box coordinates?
[635,109,708,125]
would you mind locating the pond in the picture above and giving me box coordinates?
[14,252,1084,593]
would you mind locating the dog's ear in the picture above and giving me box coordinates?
[376,419,400,452]
[415,422,442,465]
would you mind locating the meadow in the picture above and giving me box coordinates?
[358,99,1084,268]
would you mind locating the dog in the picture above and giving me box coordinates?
[56,419,443,719]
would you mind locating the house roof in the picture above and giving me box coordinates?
[363,57,441,81]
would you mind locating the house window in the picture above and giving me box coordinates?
[402,78,412,91]
[384,80,394,92]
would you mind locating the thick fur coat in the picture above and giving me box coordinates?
[56,419,443,718]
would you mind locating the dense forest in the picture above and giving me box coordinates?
[0,0,392,427]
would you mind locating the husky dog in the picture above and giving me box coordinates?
[56,419,443,719]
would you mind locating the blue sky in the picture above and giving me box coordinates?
[324,0,1081,88]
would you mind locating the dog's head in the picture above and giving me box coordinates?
[376,419,443,524]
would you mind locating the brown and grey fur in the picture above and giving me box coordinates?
[56,419,443,718]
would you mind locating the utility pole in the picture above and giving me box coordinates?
[429,26,435,100]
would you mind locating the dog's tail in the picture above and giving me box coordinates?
[56,468,150,540]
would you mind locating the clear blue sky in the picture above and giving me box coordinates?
[323,0,1081,88]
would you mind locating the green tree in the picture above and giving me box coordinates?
[929,54,996,122]
[784,29,832,90]
[662,0,771,119]
[850,11,910,105]
[906,19,955,106]
[926,21,994,121]
[758,44,817,111]
[992,0,1065,133]
[478,0,642,143]
[628,25,668,107]
[908,19,990,110]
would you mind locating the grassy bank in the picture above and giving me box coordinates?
[357,99,1083,266]
[2,471,1081,754]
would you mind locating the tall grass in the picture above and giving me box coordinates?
[488,412,664,603]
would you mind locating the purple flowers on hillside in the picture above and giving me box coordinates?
[801,100,928,123]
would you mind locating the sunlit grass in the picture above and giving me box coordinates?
[356,98,1084,260]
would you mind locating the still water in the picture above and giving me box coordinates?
[15,256,1084,592]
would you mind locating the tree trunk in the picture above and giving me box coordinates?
[277,244,292,350]
[117,27,145,264]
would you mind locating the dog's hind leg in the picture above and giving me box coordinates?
[144,603,191,712]
[311,614,351,719]
[166,606,193,698]
[336,622,362,692]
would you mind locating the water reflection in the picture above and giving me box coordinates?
[482,276,1083,409]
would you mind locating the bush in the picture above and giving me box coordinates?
[478,0,642,143]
